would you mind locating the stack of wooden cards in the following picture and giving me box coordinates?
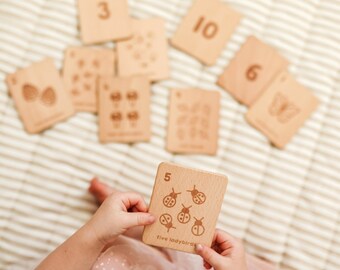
[143,162,228,253]
[217,36,319,148]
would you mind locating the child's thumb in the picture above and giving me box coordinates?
[124,212,156,228]
[195,244,221,268]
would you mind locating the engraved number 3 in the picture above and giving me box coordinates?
[98,1,110,20]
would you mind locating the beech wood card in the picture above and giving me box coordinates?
[117,18,170,81]
[217,36,289,106]
[246,70,319,148]
[143,162,228,253]
[167,89,220,155]
[6,58,75,134]
[98,75,151,143]
[78,0,132,44]
[63,47,115,112]
[171,0,241,66]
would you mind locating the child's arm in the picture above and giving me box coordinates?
[195,229,248,270]
[37,192,156,270]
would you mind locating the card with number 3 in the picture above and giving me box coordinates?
[78,0,132,44]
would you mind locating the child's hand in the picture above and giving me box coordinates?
[85,191,156,246]
[195,229,247,270]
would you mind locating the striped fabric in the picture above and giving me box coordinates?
[0,0,339,269]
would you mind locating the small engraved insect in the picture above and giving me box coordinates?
[127,111,139,121]
[110,92,121,102]
[41,87,56,106]
[268,93,300,123]
[111,112,122,122]
[163,188,181,208]
[159,213,176,232]
[177,204,192,224]
[22,84,39,102]
[191,217,205,236]
[127,91,138,102]
[187,185,206,205]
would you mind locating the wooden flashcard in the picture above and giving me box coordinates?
[166,89,220,155]
[78,0,132,44]
[6,59,75,134]
[63,47,115,112]
[246,70,319,148]
[218,36,289,106]
[98,75,151,143]
[171,0,241,66]
[116,18,170,81]
[143,162,228,253]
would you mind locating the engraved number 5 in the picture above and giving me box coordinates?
[98,1,110,20]
[164,172,171,182]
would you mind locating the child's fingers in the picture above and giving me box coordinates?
[120,192,148,213]
[89,177,117,203]
[212,229,236,254]
[195,244,223,269]
[123,212,156,228]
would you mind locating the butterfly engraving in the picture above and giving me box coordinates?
[268,93,300,123]
[22,84,57,106]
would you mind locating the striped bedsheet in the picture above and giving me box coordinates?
[0,0,339,269]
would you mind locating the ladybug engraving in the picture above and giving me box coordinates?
[177,204,192,224]
[159,213,176,232]
[127,91,138,102]
[110,92,121,102]
[111,112,122,122]
[163,188,181,208]
[191,217,205,236]
[187,185,206,205]
[127,111,139,121]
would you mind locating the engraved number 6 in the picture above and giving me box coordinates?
[246,64,262,81]
[98,1,110,20]
[164,172,171,182]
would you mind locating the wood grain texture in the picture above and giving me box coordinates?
[143,162,228,253]
[78,0,132,44]
[98,75,151,143]
[217,36,289,106]
[246,70,319,148]
[171,0,241,66]
[62,47,115,112]
[6,58,75,134]
[117,18,170,81]
[166,89,220,155]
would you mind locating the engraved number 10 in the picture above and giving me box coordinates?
[193,16,218,39]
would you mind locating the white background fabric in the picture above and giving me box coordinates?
[0,0,339,269]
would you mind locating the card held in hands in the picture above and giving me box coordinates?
[246,70,319,148]
[6,58,75,134]
[143,162,228,253]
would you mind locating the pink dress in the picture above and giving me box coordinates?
[91,235,205,270]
